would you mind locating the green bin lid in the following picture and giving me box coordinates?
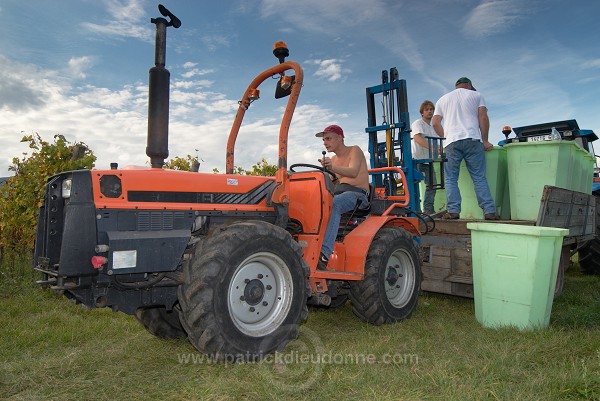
[466,222,568,237]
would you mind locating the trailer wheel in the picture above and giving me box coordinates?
[552,245,572,298]
[579,240,600,275]
[135,306,187,339]
[349,227,421,325]
[578,193,600,275]
[178,221,309,361]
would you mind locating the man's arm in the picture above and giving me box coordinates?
[478,106,493,150]
[478,106,490,142]
[413,133,429,148]
[432,115,444,138]
[330,146,364,179]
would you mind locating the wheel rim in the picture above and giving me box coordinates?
[228,252,294,337]
[384,248,415,308]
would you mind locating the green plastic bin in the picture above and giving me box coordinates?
[506,141,584,220]
[458,147,508,219]
[467,222,568,329]
[418,163,447,213]
[577,145,595,194]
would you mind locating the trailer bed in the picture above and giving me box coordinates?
[419,186,596,298]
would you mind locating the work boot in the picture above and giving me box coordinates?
[317,253,329,271]
[441,212,459,220]
[484,213,500,220]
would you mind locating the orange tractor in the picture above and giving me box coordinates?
[34,5,421,361]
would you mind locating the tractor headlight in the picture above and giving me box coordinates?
[61,179,72,199]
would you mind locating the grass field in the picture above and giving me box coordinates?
[1,258,600,401]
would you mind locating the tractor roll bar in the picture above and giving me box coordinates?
[226,61,304,178]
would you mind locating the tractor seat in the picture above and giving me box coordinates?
[348,183,375,217]
[337,184,375,238]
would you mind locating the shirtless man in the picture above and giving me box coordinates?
[316,125,370,270]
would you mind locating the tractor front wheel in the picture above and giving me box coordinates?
[349,227,421,325]
[178,221,309,361]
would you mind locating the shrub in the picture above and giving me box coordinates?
[0,134,95,261]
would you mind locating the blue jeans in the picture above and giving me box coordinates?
[321,191,369,257]
[417,163,437,213]
[444,139,495,215]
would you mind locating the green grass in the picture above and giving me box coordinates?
[1,259,600,401]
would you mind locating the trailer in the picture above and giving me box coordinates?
[420,186,596,298]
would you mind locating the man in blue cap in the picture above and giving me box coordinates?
[432,77,498,220]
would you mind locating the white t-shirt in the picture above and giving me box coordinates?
[434,88,486,147]
[410,119,440,159]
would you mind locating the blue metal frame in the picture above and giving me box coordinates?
[365,78,421,214]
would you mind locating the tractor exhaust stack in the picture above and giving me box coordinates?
[146,5,180,168]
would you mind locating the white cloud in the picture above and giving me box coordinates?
[201,35,231,52]
[257,1,444,94]
[260,0,387,32]
[463,0,528,38]
[172,80,213,89]
[181,68,215,79]
[0,55,340,176]
[81,0,152,42]
[0,56,49,112]
[582,59,600,69]
[67,56,95,80]
[73,85,143,110]
[309,59,348,82]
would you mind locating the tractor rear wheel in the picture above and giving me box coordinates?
[349,227,421,325]
[178,220,309,361]
[135,305,186,339]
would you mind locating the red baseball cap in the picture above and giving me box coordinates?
[315,124,344,138]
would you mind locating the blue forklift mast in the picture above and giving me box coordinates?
[365,70,421,214]
[365,69,446,216]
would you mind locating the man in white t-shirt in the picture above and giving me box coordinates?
[432,77,498,220]
[411,100,440,214]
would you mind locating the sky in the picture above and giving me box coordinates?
[1,0,599,176]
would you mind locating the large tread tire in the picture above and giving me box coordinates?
[554,260,565,299]
[135,306,187,339]
[349,227,421,325]
[178,220,309,361]
[579,193,600,275]
[553,245,571,298]
[579,240,600,275]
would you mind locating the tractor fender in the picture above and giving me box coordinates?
[341,215,420,275]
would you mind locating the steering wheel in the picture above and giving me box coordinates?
[289,163,335,178]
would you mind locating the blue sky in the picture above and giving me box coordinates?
[1,0,599,176]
